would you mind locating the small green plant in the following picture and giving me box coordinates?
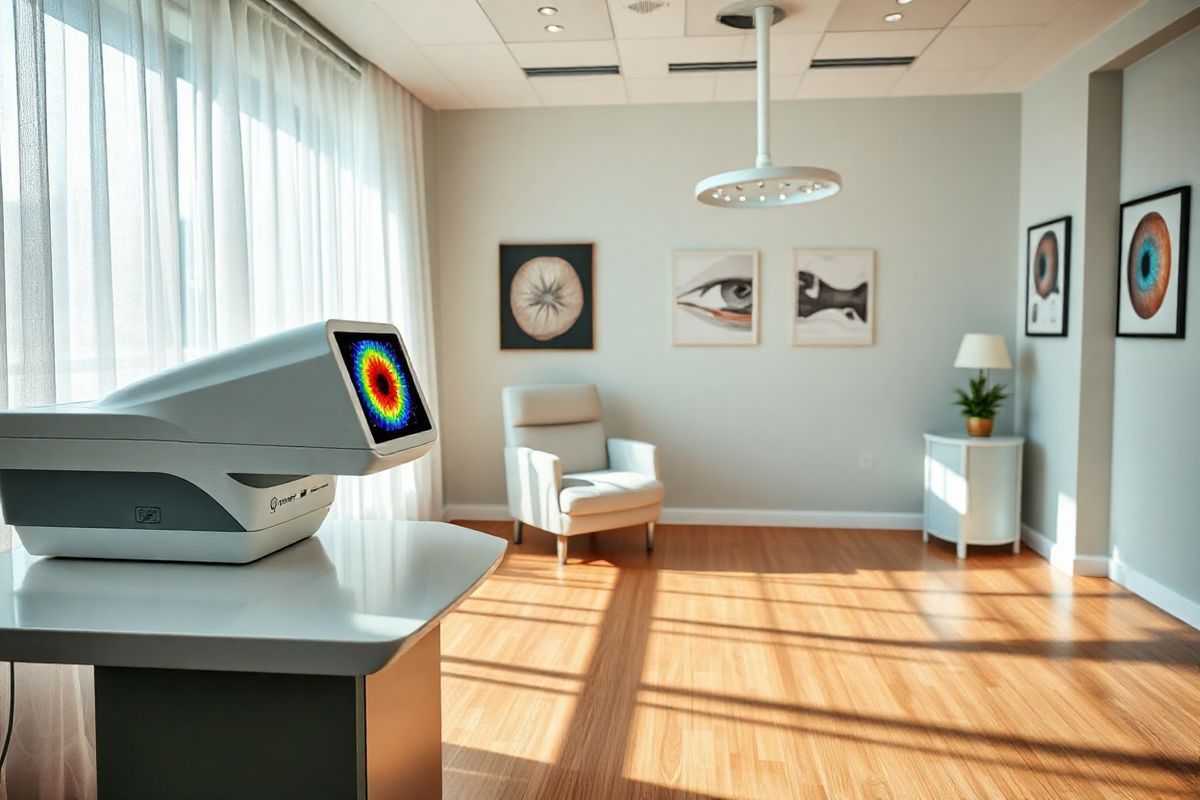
[953,373,1008,420]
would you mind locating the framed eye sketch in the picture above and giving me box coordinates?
[791,249,875,346]
[1117,186,1190,338]
[1025,216,1071,337]
[671,250,759,346]
[500,243,594,350]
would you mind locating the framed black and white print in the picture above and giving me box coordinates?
[500,243,594,350]
[1117,186,1190,338]
[1025,216,1071,337]
[791,249,875,346]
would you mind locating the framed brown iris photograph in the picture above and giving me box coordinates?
[1025,216,1071,337]
[500,243,594,350]
[1117,186,1190,338]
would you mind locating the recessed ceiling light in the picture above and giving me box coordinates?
[537,5,558,15]
[883,12,903,22]
[897,0,914,5]
[545,23,564,33]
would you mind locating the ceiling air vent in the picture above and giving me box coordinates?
[669,60,756,73]
[523,65,621,78]
[809,56,916,69]
[627,0,668,13]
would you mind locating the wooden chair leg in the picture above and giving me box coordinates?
[513,519,523,545]
[646,522,655,552]
[556,536,568,565]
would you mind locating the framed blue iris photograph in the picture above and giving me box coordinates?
[1117,186,1191,338]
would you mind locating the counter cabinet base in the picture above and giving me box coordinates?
[95,627,441,800]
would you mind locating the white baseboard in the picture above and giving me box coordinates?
[1020,524,1109,577]
[1109,555,1200,630]
[443,503,922,530]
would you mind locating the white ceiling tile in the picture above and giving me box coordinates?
[531,75,629,105]
[477,0,614,43]
[713,72,802,101]
[889,69,988,95]
[458,82,542,108]
[686,0,841,36]
[814,30,939,60]
[421,44,527,83]
[617,35,748,78]
[606,0,685,38]
[626,75,716,104]
[914,25,1041,71]
[950,0,1075,28]
[797,66,906,98]
[827,0,969,32]
[371,0,501,45]
[738,33,822,73]
[508,40,620,68]
[972,0,1141,92]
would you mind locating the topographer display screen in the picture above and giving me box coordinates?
[334,331,433,444]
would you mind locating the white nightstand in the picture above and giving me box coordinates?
[923,432,1024,558]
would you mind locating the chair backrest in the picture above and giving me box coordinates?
[502,384,607,474]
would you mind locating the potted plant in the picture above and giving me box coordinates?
[953,374,1008,437]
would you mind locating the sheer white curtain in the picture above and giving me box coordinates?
[0,0,439,794]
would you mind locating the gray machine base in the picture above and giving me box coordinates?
[95,628,442,799]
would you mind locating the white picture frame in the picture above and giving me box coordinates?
[791,249,876,347]
[671,250,759,346]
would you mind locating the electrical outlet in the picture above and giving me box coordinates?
[858,453,875,470]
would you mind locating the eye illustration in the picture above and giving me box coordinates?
[350,339,412,431]
[796,270,868,324]
[510,256,585,340]
[1127,211,1171,320]
[1033,230,1059,298]
[674,255,754,330]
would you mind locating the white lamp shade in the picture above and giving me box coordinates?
[954,334,1012,370]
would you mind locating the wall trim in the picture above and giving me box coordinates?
[1020,524,1109,576]
[1109,555,1200,631]
[443,504,922,530]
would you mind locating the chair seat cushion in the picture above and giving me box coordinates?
[559,470,664,516]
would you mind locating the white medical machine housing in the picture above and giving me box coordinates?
[0,320,436,563]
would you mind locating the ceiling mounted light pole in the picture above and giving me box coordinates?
[695,2,842,208]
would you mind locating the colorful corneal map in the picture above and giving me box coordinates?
[350,339,413,431]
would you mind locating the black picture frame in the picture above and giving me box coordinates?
[1116,185,1190,339]
[1024,216,1072,337]
[499,243,594,350]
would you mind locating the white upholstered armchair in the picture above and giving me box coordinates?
[502,384,663,565]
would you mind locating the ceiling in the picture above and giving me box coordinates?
[294,0,1143,109]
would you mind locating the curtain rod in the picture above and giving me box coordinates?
[256,0,364,75]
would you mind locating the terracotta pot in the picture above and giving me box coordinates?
[966,417,994,437]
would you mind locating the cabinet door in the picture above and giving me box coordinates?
[925,440,965,541]
[961,445,1019,544]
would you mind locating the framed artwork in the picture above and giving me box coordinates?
[500,243,594,350]
[1117,186,1191,338]
[671,250,759,346]
[791,249,875,346]
[1025,216,1071,337]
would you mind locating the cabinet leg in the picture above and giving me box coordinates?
[922,529,929,543]
[1012,538,1021,554]
[513,519,523,545]
[956,541,967,559]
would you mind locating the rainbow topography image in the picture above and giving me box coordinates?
[350,339,412,430]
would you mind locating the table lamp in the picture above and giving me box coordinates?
[953,334,1011,437]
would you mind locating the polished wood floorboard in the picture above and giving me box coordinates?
[440,523,1200,799]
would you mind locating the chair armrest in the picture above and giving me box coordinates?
[504,446,564,527]
[607,438,660,479]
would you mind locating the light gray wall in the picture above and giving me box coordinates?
[433,95,1020,513]
[1110,26,1200,600]
[1014,0,1199,555]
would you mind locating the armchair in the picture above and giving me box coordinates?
[502,384,663,564]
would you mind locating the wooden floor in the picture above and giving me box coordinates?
[439,522,1200,799]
